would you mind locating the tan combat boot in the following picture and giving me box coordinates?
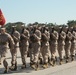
[49,60,53,66]
[49,58,54,66]
[9,61,17,71]
[35,62,39,71]
[66,57,69,63]
[9,63,17,71]
[52,59,56,67]
[60,59,63,65]
[71,55,75,61]
[31,62,36,69]
[21,64,26,69]
[4,67,8,73]
[42,63,48,69]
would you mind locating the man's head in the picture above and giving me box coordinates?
[11,26,16,31]
[51,26,55,32]
[21,25,25,28]
[38,26,42,31]
[70,27,74,33]
[65,26,69,33]
[45,26,49,31]
[73,27,76,32]
[1,27,6,34]
[59,26,63,33]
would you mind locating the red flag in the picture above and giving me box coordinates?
[0,9,6,26]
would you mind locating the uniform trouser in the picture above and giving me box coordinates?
[58,44,65,60]
[65,41,71,58]
[29,48,43,63]
[29,48,34,62]
[33,42,41,63]
[50,44,57,60]
[48,45,51,60]
[41,45,49,63]
[29,42,34,62]
[10,46,18,65]
[39,51,43,60]
[0,47,8,68]
[20,45,28,65]
[0,56,8,68]
[70,42,76,56]
[0,50,8,68]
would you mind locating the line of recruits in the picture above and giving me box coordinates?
[0,25,76,73]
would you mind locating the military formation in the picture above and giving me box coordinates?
[0,25,76,73]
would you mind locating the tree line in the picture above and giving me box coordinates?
[4,20,76,32]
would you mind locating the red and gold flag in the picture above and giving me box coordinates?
[0,9,6,26]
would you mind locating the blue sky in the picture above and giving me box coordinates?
[0,0,76,25]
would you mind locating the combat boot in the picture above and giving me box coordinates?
[42,63,48,69]
[35,62,39,71]
[60,59,63,65]
[66,57,69,63]
[30,61,35,69]
[49,58,54,66]
[21,63,26,69]
[49,60,53,66]
[52,59,56,67]
[4,67,8,73]
[9,61,17,71]
[9,65,16,71]
[71,55,75,61]
[15,61,17,70]
[31,62,36,69]
[9,63,17,71]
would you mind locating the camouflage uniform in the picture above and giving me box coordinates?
[0,28,14,73]
[10,27,20,70]
[31,28,41,70]
[70,30,76,61]
[65,30,72,62]
[38,26,43,65]
[20,28,30,69]
[58,30,66,65]
[38,51,43,64]
[41,29,50,68]
[29,27,34,65]
[50,30,58,66]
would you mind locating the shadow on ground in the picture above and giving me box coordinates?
[1,55,76,74]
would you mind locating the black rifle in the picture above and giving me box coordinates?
[30,27,37,42]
